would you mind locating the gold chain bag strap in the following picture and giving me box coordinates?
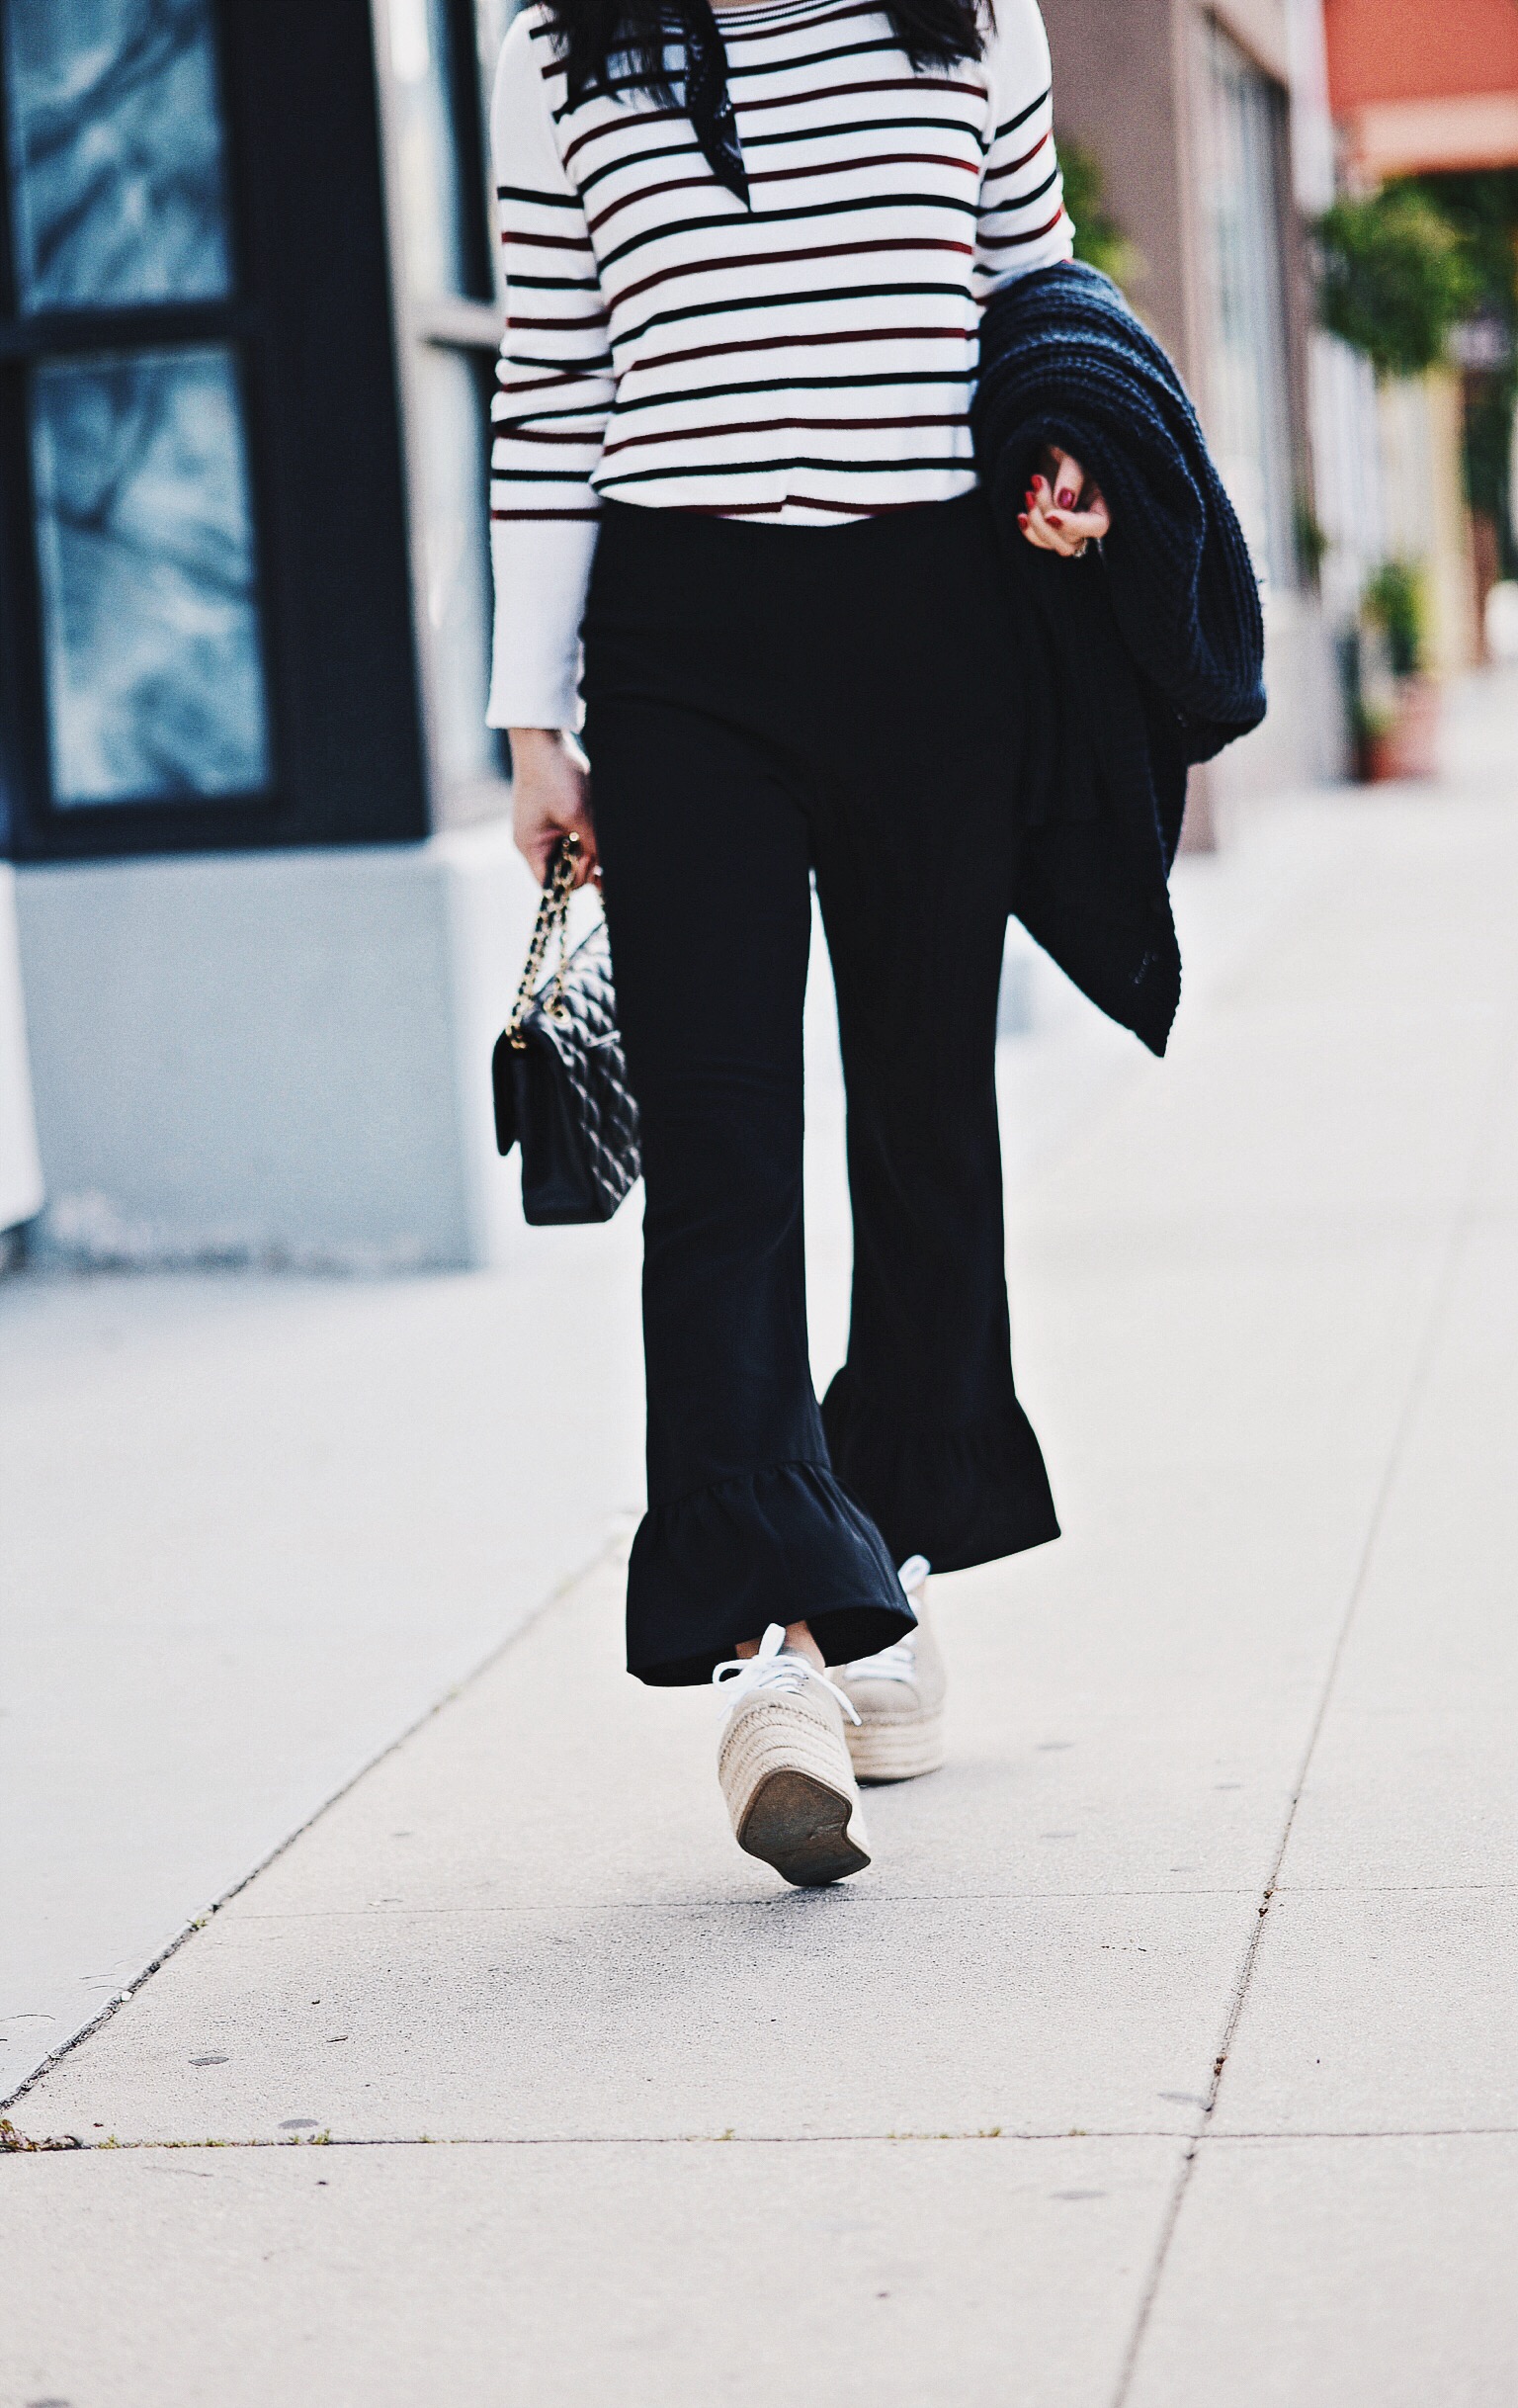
[491,835,641,1224]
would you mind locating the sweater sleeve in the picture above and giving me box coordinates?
[486,8,616,731]
[973,0,1075,300]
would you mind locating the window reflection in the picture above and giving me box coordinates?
[414,345,498,780]
[2,0,233,312]
[475,0,519,83]
[1196,21,1297,590]
[388,0,469,299]
[31,348,270,805]
[475,0,518,302]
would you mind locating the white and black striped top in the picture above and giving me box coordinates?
[487,0,1073,727]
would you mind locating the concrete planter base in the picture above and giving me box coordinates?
[0,863,44,1236]
[14,823,550,1271]
[1362,675,1443,784]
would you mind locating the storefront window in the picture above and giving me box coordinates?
[3,0,234,311]
[31,348,268,805]
[0,0,475,856]
[387,0,470,300]
[475,0,518,302]
[1196,21,1298,591]
[399,0,518,787]
[2,0,271,814]
[414,344,496,780]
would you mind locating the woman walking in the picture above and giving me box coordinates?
[488,0,1110,1885]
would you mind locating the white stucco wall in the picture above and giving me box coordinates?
[0,864,44,1236]
[13,823,550,1270]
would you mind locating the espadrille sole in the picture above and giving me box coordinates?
[736,1767,872,1886]
[846,1708,946,1784]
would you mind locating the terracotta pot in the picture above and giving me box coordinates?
[1362,675,1442,784]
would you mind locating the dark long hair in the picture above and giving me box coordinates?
[545,0,990,109]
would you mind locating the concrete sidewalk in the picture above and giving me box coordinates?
[5,677,1518,2406]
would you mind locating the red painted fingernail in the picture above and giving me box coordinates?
[1032,474,1046,489]
[1048,513,1064,528]
[1056,488,1077,509]
[1017,513,1030,528]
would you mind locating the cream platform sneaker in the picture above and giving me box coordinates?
[713,1625,872,1886]
[832,1557,947,1782]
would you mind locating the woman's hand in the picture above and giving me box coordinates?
[1018,446,1111,559]
[508,728,599,889]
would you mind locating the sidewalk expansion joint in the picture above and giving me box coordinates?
[1106,1027,1510,2408]
[1,1521,632,2118]
[11,2126,1518,2158]
[222,1883,1264,1919]
[0,2128,1221,2153]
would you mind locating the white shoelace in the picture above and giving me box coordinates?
[844,1632,917,1682]
[842,1556,932,1684]
[712,1622,862,1724]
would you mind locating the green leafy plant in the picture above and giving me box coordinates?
[1341,629,1393,779]
[1408,172,1518,565]
[1363,558,1427,679]
[1058,140,1140,290]
[1294,492,1330,586]
[1313,189,1477,379]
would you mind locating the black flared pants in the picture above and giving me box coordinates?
[582,493,1058,1686]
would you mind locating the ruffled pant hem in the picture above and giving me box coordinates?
[627,1457,916,1687]
[821,1368,1060,1573]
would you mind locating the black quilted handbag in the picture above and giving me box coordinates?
[491,836,641,1224]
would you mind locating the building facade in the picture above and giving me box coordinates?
[1324,0,1518,664]
[1041,0,1355,823]
[1324,0,1518,182]
[0,0,537,1267]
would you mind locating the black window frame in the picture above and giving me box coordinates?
[387,0,516,814]
[0,0,431,863]
[442,0,501,310]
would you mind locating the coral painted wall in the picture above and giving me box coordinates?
[1324,0,1518,108]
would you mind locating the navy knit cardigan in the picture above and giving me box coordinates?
[973,262,1267,1056]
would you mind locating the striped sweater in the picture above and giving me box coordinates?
[486,0,1073,728]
